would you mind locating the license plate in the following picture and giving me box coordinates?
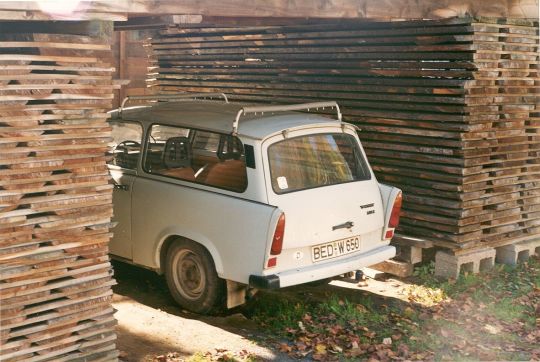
[312,236,361,262]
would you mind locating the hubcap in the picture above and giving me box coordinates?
[172,249,206,301]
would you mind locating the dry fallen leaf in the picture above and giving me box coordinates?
[483,324,500,335]
[279,343,291,353]
[315,343,327,354]
[356,304,368,313]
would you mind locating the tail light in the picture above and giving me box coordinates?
[385,192,402,239]
[270,213,285,255]
[389,192,402,228]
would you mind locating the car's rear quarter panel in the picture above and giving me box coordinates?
[130,176,279,283]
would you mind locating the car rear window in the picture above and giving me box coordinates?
[268,133,371,194]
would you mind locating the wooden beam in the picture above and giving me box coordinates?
[114,15,203,30]
[0,10,126,21]
[0,0,537,21]
[118,30,126,105]
[371,260,414,278]
[0,20,114,40]
[133,0,539,19]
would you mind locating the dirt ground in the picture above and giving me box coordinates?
[112,261,281,361]
[113,294,280,361]
[112,261,407,361]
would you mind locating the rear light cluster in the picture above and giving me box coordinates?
[267,213,285,268]
[385,192,402,239]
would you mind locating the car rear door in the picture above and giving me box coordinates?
[262,128,386,270]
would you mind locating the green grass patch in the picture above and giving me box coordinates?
[413,258,539,299]
[247,292,310,333]
[249,292,406,339]
[248,258,539,360]
[484,296,527,323]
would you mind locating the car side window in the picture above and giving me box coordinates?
[109,121,143,170]
[193,131,220,153]
[144,124,248,192]
[144,124,190,175]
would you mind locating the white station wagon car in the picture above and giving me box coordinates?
[107,93,402,314]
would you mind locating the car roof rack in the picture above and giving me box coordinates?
[119,92,229,117]
[232,101,342,135]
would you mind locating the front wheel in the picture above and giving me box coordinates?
[165,240,224,314]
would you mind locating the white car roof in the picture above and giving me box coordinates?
[110,100,343,140]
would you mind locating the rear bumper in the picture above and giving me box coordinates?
[249,274,280,289]
[249,245,395,289]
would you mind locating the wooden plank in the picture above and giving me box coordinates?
[156,25,475,44]
[371,259,414,277]
[0,42,110,50]
[0,10,127,21]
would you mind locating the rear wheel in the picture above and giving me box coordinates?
[165,240,224,314]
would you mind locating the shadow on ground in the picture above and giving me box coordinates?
[111,259,409,327]
[111,260,290,361]
[111,260,414,361]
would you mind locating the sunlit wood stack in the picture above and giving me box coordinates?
[0,33,118,361]
[148,17,540,254]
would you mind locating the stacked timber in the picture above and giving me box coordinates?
[113,29,155,108]
[148,17,540,253]
[0,33,118,360]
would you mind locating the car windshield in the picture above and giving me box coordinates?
[268,133,371,194]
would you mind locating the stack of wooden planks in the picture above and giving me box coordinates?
[113,29,155,108]
[0,32,118,361]
[148,17,540,253]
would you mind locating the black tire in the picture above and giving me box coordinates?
[165,240,224,314]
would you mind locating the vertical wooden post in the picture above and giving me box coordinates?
[119,30,127,107]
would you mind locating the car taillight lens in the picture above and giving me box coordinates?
[270,213,285,255]
[267,257,277,268]
[388,192,402,229]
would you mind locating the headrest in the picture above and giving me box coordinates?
[163,136,191,168]
[218,135,243,161]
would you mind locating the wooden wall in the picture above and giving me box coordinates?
[112,29,156,108]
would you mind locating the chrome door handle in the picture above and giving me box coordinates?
[332,221,354,231]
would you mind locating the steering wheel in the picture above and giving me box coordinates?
[114,140,141,153]
[113,140,141,167]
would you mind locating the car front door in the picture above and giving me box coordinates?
[108,120,143,260]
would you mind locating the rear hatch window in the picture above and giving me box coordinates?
[268,133,371,194]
